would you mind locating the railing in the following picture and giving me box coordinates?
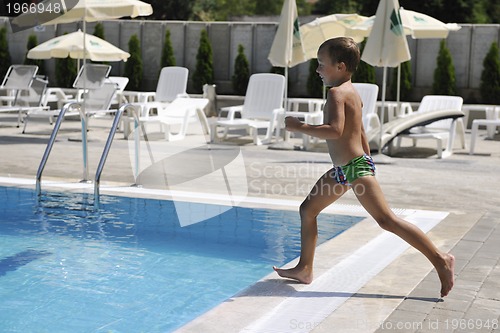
[36,103,128,206]
[93,105,133,208]
[36,102,78,196]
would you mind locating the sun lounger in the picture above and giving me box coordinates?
[367,108,465,154]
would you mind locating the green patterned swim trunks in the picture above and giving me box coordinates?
[331,154,376,185]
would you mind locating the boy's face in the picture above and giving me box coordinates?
[316,49,343,87]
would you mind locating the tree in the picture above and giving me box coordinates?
[52,33,77,88]
[307,59,323,98]
[55,57,77,88]
[480,42,500,104]
[390,61,412,101]
[148,0,195,20]
[23,34,46,76]
[313,0,360,15]
[124,35,143,91]
[93,22,104,39]
[160,29,176,68]
[352,40,376,84]
[232,44,250,95]
[192,29,214,93]
[432,40,457,95]
[0,27,11,79]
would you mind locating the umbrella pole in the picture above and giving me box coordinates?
[81,19,90,182]
[283,66,288,141]
[397,63,401,116]
[378,66,387,154]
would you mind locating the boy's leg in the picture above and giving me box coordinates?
[274,168,350,284]
[351,176,455,297]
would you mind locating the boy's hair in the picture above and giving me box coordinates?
[318,37,360,73]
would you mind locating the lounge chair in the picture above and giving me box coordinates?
[22,64,116,133]
[366,107,465,155]
[391,95,465,158]
[108,76,129,107]
[470,106,500,154]
[354,83,380,133]
[122,66,189,138]
[130,97,210,141]
[0,65,43,125]
[210,73,285,145]
[278,83,378,150]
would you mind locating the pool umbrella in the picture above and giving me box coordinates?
[361,0,411,154]
[12,0,152,30]
[12,0,152,68]
[268,0,307,149]
[268,0,307,92]
[399,8,461,39]
[350,8,460,105]
[300,13,371,59]
[27,30,130,62]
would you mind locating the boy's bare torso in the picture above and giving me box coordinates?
[324,82,366,166]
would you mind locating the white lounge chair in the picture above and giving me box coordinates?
[393,95,465,158]
[210,73,285,145]
[22,64,116,133]
[138,66,189,108]
[131,97,210,141]
[122,66,189,138]
[470,106,500,154]
[108,76,129,107]
[280,83,378,150]
[354,83,380,133]
[0,65,43,125]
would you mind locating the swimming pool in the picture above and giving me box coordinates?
[0,185,362,332]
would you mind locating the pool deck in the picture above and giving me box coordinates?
[1,112,499,332]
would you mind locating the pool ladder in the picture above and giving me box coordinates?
[36,103,136,207]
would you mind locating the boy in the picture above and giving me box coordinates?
[273,37,455,297]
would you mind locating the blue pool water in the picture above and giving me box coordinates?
[0,186,362,332]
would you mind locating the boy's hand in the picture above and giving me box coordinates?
[285,116,303,132]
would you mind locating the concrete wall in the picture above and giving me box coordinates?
[2,18,499,103]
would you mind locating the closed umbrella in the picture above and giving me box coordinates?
[361,0,411,153]
[27,29,130,62]
[268,0,307,149]
[268,0,307,77]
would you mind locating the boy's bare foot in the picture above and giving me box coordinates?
[273,265,313,284]
[438,253,455,297]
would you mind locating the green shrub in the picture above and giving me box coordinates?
[124,34,143,91]
[93,23,104,39]
[307,59,323,98]
[352,40,375,84]
[192,29,214,93]
[232,44,250,95]
[160,29,176,68]
[270,66,285,76]
[55,57,77,88]
[390,60,412,101]
[24,34,46,76]
[52,33,77,87]
[432,40,457,95]
[0,27,11,79]
[480,42,500,104]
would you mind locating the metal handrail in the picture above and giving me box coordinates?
[36,102,79,196]
[93,105,131,208]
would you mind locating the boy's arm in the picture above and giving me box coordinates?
[285,89,344,139]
